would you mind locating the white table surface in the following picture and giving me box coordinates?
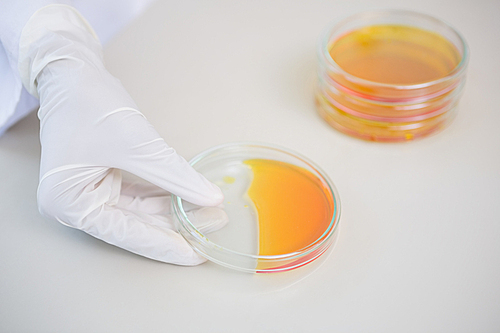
[1,0,500,332]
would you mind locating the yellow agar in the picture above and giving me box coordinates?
[223,176,236,184]
[243,159,334,256]
[329,24,460,84]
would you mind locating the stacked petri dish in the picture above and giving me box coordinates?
[316,10,469,142]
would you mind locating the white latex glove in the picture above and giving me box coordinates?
[17,5,226,265]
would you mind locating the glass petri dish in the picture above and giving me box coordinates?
[316,10,469,142]
[172,142,341,273]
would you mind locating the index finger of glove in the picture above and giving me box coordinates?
[119,138,223,207]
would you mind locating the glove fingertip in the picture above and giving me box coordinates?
[177,250,207,266]
[205,182,225,206]
[185,177,224,207]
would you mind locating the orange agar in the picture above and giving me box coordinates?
[329,25,460,85]
[243,159,334,256]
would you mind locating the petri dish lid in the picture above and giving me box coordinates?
[173,142,341,273]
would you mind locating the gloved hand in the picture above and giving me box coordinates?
[17,5,226,265]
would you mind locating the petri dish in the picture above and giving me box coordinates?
[172,142,341,273]
[316,10,469,142]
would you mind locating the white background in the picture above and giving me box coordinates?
[1,0,499,332]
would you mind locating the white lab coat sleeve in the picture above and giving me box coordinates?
[0,0,156,136]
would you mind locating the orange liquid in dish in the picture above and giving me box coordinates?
[244,159,334,256]
[329,24,460,84]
